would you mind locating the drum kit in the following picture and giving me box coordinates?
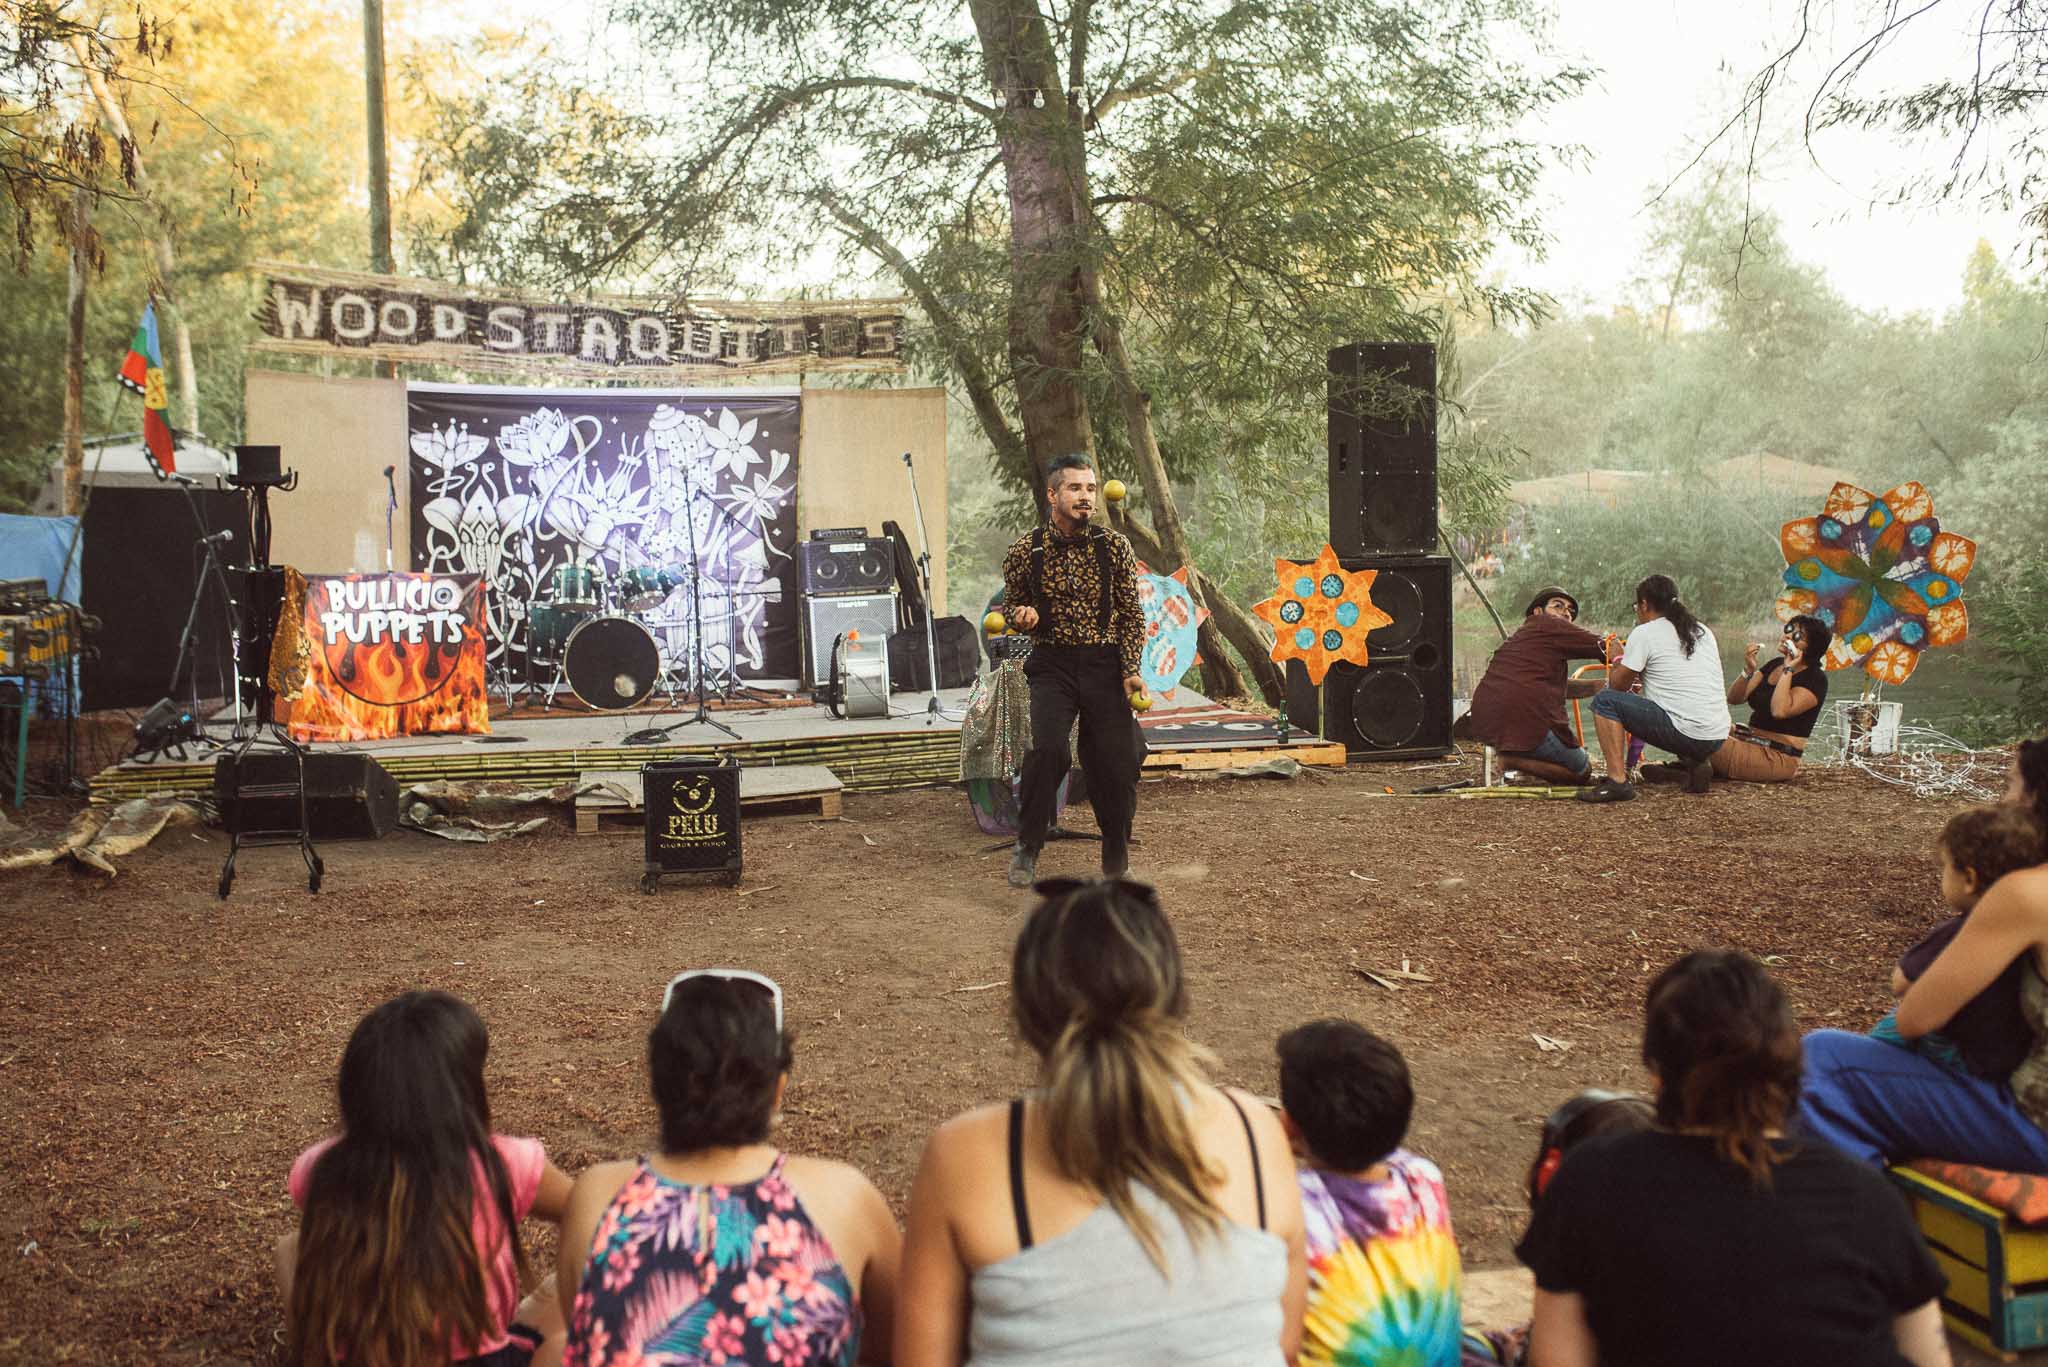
[523,560,721,711]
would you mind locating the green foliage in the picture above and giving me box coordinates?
[1495,484,1810,631]
[1965,559,2048,735]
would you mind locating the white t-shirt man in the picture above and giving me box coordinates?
[1620,616,1731,742]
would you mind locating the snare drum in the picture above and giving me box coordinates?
[547,563,602,610]
[616,564,682,611]
[529,602,588,659]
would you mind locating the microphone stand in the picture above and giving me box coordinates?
[383,465,397,572]
[900,450,956,724]
[165,471,245,739]
[625,461,738,744]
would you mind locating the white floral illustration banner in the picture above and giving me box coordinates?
[406,386,801,680]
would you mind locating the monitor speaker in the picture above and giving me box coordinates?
[214,752,400,840]
[1284,554,1452,759]
[799,535,897,597]
[1329,342,1438,556]
[801,591,897,688]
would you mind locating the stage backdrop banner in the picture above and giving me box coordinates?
[406,387,801,681]
[287,572,490,743]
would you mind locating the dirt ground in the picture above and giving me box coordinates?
[0,756,1985,1362]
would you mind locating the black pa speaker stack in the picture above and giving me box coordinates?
[1298,342,1454,759]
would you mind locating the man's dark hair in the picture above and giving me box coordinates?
[1276,1018,1412,1171]
[1043,453,1094,489]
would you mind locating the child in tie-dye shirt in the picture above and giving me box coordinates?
[1277,1019,1486,1367]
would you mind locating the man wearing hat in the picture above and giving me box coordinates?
[1467,586,1610,784]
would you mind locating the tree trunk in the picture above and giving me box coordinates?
[63,190,90,517]
[967,0,1095,502]
[72,39,200,432]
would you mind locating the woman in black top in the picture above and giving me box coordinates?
[1517,950,1949,1367]
[1705,612,1831,783]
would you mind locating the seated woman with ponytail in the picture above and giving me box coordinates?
[1517,950,1950,1367]
[1577,574,1731,804]
[896,877,1307,1366]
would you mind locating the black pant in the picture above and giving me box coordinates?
[1016,644,1141,857]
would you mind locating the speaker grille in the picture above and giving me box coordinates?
[1349,668,1428,748]
[802,592,897,687]
[1328,342,1439,556]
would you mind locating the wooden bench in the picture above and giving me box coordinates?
[1890,1163,2048,1359]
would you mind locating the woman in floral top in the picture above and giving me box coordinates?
[559,970,901,1365]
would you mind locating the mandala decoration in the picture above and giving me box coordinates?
[1251,544,1392,686]
[1135,562,1208,701]
[1776,481,1976,686]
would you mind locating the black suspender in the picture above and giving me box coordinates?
[1027,525,1117,635]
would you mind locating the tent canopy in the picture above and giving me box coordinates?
[31,435,236,514]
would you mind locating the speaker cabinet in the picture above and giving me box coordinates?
[1284,555,1452,758]
[214,752,400,839]
[799,535,897,597]
[801,591,897,688]
[1329,342,1438,556]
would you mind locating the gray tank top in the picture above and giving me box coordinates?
[965,1099,1289,1366]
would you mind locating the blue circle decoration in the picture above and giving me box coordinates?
[1335,602,1360,628]
[1279,600,1304,624]
[1294,576,1315,597]
[1322,629,1343,650]
[1817,608,1836,626]
[1819,518,1842,539]
[1294,627,1316,649]
[1910,523,1933,546]
[1901,620,1926,645]
[1320,574,1343,598]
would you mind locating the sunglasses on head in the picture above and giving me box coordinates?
[661,968,783,1033]
[1030,875,1161,905]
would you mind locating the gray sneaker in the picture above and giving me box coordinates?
[1008,845,1039,887]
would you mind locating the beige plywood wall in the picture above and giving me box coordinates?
[244,370,409,574]
[797,387,950,612]
[244,373,948,607]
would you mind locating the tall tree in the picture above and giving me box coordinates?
[420,0,1587,698]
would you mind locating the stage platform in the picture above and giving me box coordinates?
[89,683,1345,806]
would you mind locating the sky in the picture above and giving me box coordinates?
[413,0,2033,319]
[1503,0,2032,318]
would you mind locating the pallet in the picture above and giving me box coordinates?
[575,765,844,835]
[1140,740,1348,772]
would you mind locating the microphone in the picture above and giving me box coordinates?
[198,529,235,546]
[901,451,912,465]
[383,465,396,479]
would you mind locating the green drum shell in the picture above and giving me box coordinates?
[529,602,588,658]
[617,565,681,610]
[548,563,601,610]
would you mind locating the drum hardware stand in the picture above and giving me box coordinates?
[139,523,240,763]
[901,450,959,725]
[216,447,322,899]
[625,465,738,744]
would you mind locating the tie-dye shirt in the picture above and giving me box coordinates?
[1297,1150,1466,1367]
[563,1152,860,1367]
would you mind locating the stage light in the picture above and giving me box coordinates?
[133,697,201,754]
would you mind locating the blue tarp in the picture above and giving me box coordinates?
[0,513,83,705]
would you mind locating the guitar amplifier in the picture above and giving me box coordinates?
[799,535,897,597]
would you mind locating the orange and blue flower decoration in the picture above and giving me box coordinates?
[1252,544,1393,686]
[1776,481,1975,686]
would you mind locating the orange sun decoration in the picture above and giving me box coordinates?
[1251,544,1392,686]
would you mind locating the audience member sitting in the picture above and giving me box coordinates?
[1518,950,1950,1367]
[1578,573,1730,803]
[278,990,574,1367]
[558,970,901,1367]
[1645,613,1830,786]
[1801,736,2048,1173]
[1467,587,1609,784]
[1275,1018,1481,1366]
[896,876,1307,1365]
[1467,1089,1655,1366]
[1868,804,2048,1078]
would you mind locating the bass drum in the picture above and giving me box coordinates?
[564,616,661,710]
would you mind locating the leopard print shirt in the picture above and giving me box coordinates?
[1001,524,1145,678]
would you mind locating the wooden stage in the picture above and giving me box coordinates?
[89,682,1346,806]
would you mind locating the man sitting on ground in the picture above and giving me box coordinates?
[1468,586,1608,785]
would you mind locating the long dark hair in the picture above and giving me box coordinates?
[1635,574,1705,657]
[1641,951,1801,1186]
[2017,736,2048,829]
[287,991,522,1367]
[1012,880,1221,1271]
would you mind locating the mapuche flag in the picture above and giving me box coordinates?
[119,300,177,474]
